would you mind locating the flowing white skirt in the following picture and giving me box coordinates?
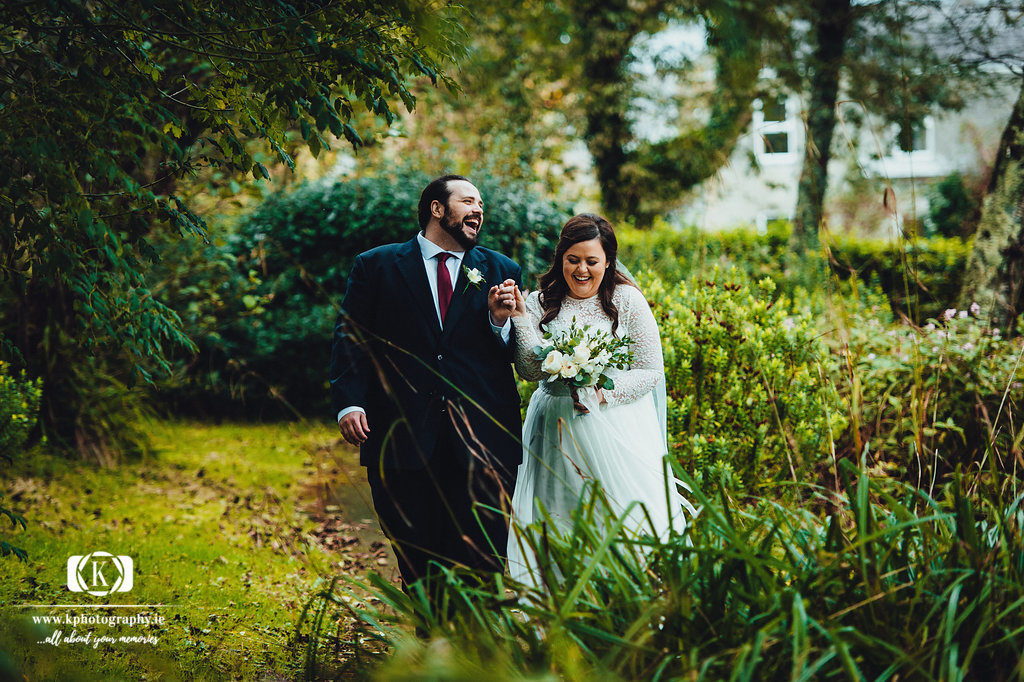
[507,381,694,585]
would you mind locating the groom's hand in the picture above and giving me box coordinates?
[339,411,370,446]
[488,279,517,325]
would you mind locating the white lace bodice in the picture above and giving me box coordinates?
[512,285,664,408]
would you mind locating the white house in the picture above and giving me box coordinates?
[681,82,1018,235]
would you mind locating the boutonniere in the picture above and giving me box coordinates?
[462,266,484,292]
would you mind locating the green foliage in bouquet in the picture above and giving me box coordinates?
[533,320,632,391]
[644,271,846,492]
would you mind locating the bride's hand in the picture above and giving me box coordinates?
[594,387,607,404]
[509,285,528,319]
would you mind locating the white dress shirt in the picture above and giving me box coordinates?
[337,233,512,423]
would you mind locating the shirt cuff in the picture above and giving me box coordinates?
[489,316,512,343]
[337,406,365,423]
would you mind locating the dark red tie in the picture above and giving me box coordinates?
[436,252,453,324]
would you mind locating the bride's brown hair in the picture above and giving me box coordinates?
[538,213,632,335]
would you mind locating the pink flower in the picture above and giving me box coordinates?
[942,308,957,321]
[969,302,981,316]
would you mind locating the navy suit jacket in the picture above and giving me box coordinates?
[329,237,523,477]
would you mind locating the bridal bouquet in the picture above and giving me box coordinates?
[534,318,632,391]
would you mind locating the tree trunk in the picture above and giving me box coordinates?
[791,0,853,251]
[575,0,647,221]
[958,75,1024,333]
[575,2,762,225]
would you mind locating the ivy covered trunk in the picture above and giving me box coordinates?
[573,0,762,225]
[958,75,1024,333]
[791,0,853,251]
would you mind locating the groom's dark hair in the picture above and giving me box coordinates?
[418,174,471,230]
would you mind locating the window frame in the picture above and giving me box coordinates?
[752,95,801,165]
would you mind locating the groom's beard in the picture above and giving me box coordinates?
[441,211,480,250]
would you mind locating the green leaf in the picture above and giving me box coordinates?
[342,123,363,146]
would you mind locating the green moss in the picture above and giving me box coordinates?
[0,420,379,680]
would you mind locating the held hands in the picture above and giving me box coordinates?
[338,411,370,446]
[488,279,527,324]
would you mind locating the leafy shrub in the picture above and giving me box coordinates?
[642,271,846,492]
[618,219,792,288]
[827,232,971,323]
[148,230,276,417]
[927,171,981,238]
[0,361,42,459]
[618,221,971,324]
[156,168,567,417]
[1,360,41,560]
[842,299,1024,478]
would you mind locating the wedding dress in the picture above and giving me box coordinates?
[506,283,694,585]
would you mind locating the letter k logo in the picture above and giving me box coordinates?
[90,559,109,587]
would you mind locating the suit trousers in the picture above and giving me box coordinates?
[365,419,512,588]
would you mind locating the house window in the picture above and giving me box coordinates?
[763,132,789,154]
[896,119,927,153]
[762,97,787,123]
[753,95,800,165]
[864,114,943,179]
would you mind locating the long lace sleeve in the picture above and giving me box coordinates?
[603,286,664,408]
[512,292,547,381]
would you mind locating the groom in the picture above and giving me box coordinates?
[329,174,523,588]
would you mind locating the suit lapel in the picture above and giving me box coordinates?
[442,248,487,337]
[395,238,442,338]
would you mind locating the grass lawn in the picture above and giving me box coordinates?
[0,419,394,680]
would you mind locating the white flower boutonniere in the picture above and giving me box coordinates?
[462,266,484,292]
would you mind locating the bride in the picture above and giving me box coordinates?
[505,213,692,584]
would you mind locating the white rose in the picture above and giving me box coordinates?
[559,360,579,379]
[465,267,483,285]
[572,343,591,364]
[595,350,612,366]
[541,349,564,375]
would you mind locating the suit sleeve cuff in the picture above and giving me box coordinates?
[337,406,365,423]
